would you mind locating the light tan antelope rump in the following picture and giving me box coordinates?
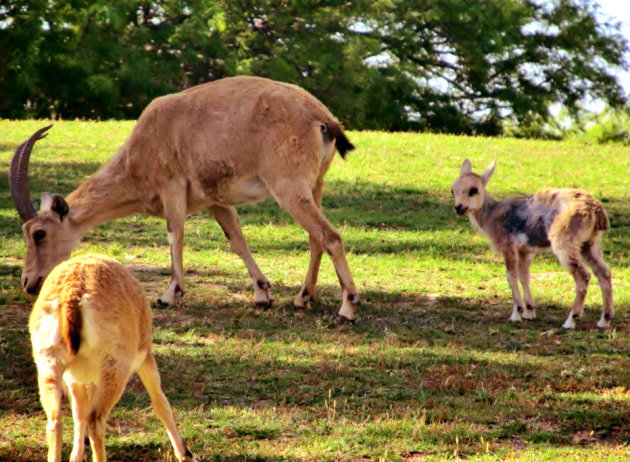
[451,159,613,329]
[29,254,194,462]
[9,76,360,323]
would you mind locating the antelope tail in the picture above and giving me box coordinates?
[594,203,610,232]
[56,278,85,356]
[324,121,355,159]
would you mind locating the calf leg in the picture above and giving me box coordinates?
[517,251,536,320]
[137,353,193,461]
[581,240,613,328]
[68,383,91,462]
[35,356,63,462]
[87,413,107,462]
[87,368,130,462]
[504,249,526,322]
[209,205,272,307]
[555,247,590,329]
[270,183,359,321]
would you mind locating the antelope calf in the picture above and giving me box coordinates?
[29,254,194,462]
[451,159,613,329]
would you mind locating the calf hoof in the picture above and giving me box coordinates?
[155,298,171,309]
[596,318,611,329]
[522,305,536,320]
[256,300,273,310]
[509,305,524,323]
[562,316,577,330]
[329,315,355,329]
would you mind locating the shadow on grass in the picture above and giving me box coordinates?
[3,282,629,450]
[0,445,300,462]
[2,157,630,458]
[2,161,629,265]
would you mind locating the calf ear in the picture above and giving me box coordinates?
[481,158,496,185]
[40,193,70,221]
[460,159,472,175]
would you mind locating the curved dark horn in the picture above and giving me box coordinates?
[9,125,53,222]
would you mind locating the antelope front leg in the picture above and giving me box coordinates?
[271,185,359,322]
[158,221,185,306]
[158,191,187,306]
[503,250,526,323]
[209,205,272,307]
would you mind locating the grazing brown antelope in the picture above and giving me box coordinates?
[30,254,194,462]
[9,76,360,323]
[451,159,613,329]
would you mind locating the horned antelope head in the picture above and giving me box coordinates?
[9,126,77,294]
[450,158,496,216]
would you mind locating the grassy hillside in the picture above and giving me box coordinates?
[1,120,629,461]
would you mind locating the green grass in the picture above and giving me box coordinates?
[1,120,629,461]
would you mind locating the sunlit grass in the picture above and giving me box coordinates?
[0,120,629,460]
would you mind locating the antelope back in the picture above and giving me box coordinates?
[30,254,151,361]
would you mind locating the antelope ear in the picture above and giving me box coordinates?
[481,158,496,185]
[460,159,472,175]
[41,193,69,221]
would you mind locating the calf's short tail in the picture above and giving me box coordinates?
[594,203,610,232]
[55,276,85,356]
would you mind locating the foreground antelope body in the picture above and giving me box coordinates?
[451,159,613,329]
[30,254,193,462]
[9,76,360,322]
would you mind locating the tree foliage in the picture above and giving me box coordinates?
[0,0,628,134]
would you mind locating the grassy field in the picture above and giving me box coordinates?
[1,120,629,461]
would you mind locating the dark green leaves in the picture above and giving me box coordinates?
[0,0,627,135]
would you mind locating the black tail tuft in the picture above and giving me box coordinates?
[324,122,355,159]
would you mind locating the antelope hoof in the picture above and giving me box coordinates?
[294,291,312,309]
[509,312,523,323]
[257,280,271,290]
[562,316,577,330]
[337,292,360,322]
[158,282,184,308]
[255,300,273,310]
[329,315,354,329]
[183,446,196,462]
[522,305,536,320]
[596,318,611,329]
[253,282,272,308]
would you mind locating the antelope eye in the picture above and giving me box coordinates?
[33,230,46,243]
[468,187,478,196]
